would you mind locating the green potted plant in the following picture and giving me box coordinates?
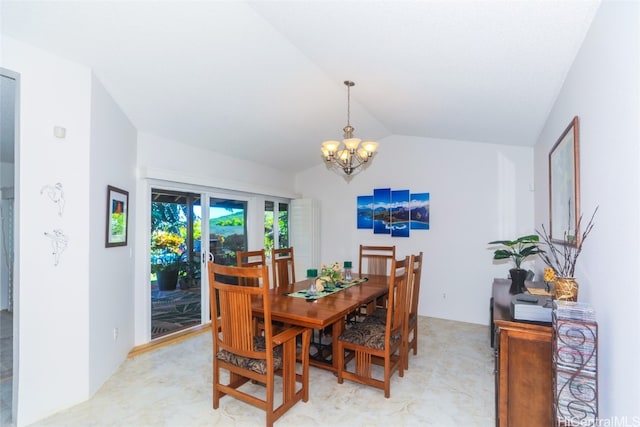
[151,230,185,291]
[488,234,544,294]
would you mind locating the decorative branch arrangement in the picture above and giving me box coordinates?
[537,207,598,278]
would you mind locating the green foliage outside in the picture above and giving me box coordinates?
[213,215,243,226]
[264,210,289,252]
[150,200,289,272]
[150,230,184,274]
[150,201,193,278]
[151,202,183,234]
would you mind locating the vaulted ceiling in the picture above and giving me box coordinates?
[1,1,600,173]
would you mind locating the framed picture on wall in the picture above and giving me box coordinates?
[105,185,129,247]
[549,116,580,246]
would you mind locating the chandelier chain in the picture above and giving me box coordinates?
[346,81,351,128]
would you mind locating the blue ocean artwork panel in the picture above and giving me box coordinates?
[357,195,374,229]
[410,192,430,230]
[373,188,391,234]
[391,190,410,237]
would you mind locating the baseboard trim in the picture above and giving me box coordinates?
[128,323,211,358]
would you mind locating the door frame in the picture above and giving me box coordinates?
[1,66,21,427]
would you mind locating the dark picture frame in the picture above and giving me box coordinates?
[549,116,580,246]
[106,185,129,247]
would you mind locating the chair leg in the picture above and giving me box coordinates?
[412,330,418,355]
[337,341,344,384]
[384,355,391,398]
[213,364,220,409]
[402,335,408,371]
[302,328,311,402]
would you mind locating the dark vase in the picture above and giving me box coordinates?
[157,269,179,291]
[509,268,528,294]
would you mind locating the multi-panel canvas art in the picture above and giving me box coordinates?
[373,188,391,234]
[357,188,429,237]
[357,195,374,229]
[410,192,430,230]
[391,190,410,237]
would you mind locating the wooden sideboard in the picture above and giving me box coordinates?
[492,278,552,427]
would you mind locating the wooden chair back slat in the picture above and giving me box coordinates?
[409,252,423,320]
[237,249,266,287]
[359,245,396,276]
[271,247,295,287]
[403,251,423,368]
[388,256,411,339]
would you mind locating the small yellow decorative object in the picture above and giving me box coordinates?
[555,277,579,302]
[315,278,325,292]
[544,268,556,282]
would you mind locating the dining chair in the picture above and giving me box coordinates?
[272,246,330,360]
[271,247,296,288]
[336,255,410,398]
[358,244,396,276]
[208,261,311,427]
[404,252,423,369]
[237,249,269,334]
[357,244,396,317]
[363,252,422,370]
[236,249,267,287]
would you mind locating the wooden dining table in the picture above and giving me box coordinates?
[252,275,389,371]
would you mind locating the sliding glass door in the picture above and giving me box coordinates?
[148,187,287,339]
[149,189,251,338]
[149,189,202,339]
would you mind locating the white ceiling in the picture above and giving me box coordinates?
[0,1,600,172]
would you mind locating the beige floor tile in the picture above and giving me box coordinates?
[29,317,494,427]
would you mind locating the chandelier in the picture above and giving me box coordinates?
[321,80,378,176]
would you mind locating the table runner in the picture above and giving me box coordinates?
[286,278,368,300]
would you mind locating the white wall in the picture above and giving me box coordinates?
[1,35,140,426]
[88,76,137,395]
[137,132,297,199]
[296,134,534,325]
[533,1,640,419]
[1,36,92,425]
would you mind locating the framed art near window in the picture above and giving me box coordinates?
[549,116,580,246]
[106,185,129,247]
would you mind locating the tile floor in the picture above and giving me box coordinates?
[20,317,495,427]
